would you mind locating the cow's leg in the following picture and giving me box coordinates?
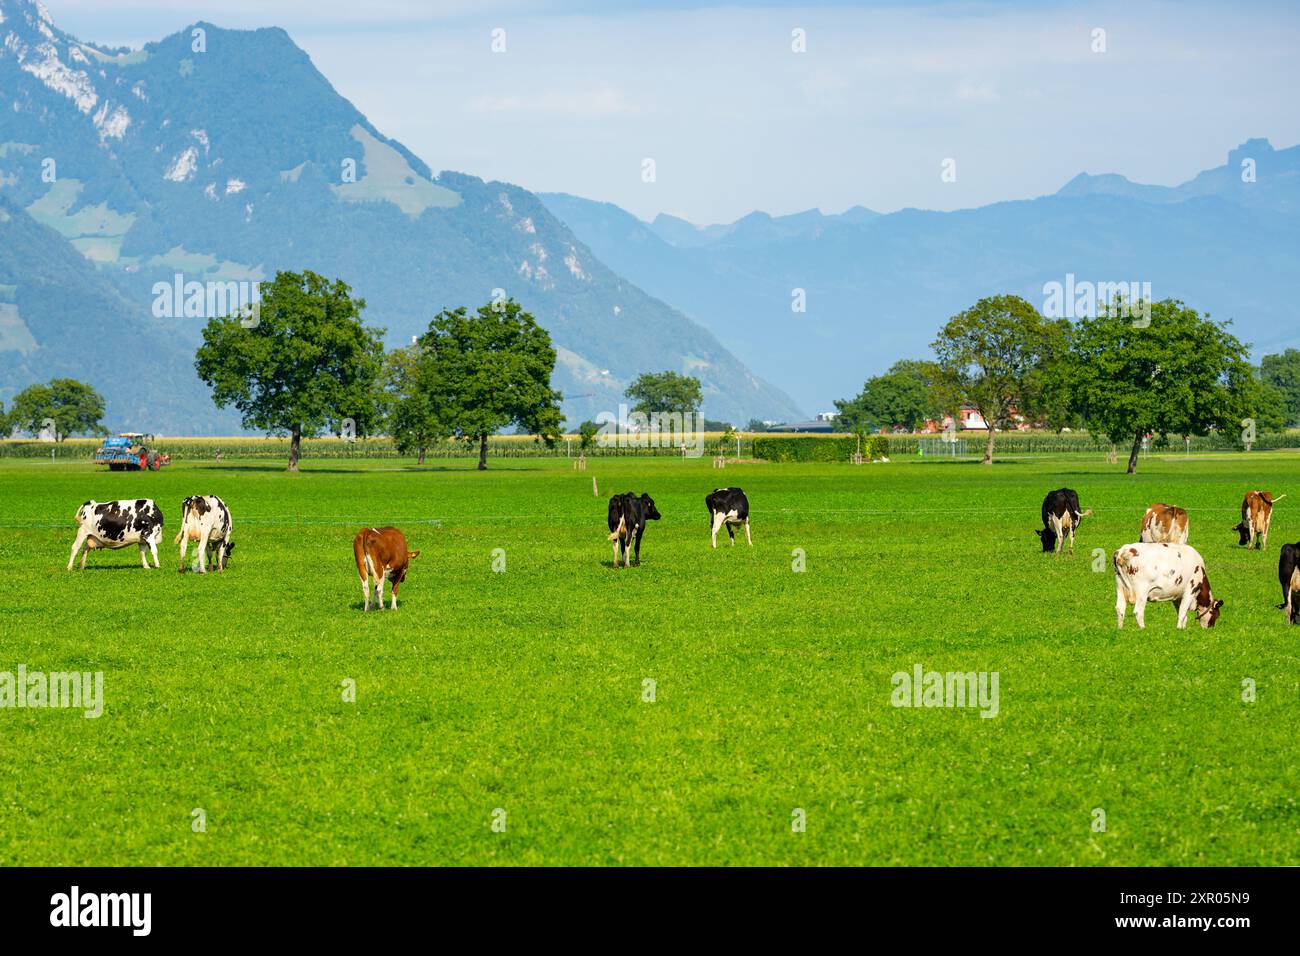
[1176,593,1194,629]
[1115,583,1127,629]
[1133,592,1149,629]
[744,517,752,546]
[80,542,90,570]
[375,570,386,609]
[178,529,190,573]
[1067,524,1076,556]
[391,580,399,610]
[711,511,725,548]
[67,530,88,571]
[727,520,736,546]
[361,573,370,612]
[612,537,620,567]
[139,542,151,569]
[196,528,212,573]
[633,527,643,566]
[149,533,161,569]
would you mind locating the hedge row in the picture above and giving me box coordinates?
[0,436,756,461]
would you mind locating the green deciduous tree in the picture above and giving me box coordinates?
[578,420,599,449]
[382,343,446,465]
[624,371,703,416]
[1261,349,1300,427]
[194,270,384,471]
[930,295,1068,464]
[834,359,938,434]
[5,378,107,440]
[416,299,563,470]
[1070,299,1261,473]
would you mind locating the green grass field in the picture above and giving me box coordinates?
[1,451,1297,866]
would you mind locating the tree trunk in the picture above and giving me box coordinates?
[1126,430,1143,474]
[981,427,995,465]
[477,433,488,471]
[288,423,302,472]
[418,446,426,466]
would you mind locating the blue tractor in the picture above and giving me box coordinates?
[94,433,171,471]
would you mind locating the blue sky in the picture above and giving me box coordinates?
[42,0,1300,224]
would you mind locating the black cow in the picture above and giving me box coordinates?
[1278,543,1300,624]
[706,487,751,548]
[607,492,661,568]
[1035,488,1092,555]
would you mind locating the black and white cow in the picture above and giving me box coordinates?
[1035,488,1092,555]
[706,487,751,548]
[1278,542,1300,625]
[607,492,661,568]
[67,499,164,570]
[175,495,235,573]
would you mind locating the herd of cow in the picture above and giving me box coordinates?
[61,483,1299,625]
[62,486,755,611]
[1037,487,1299,629]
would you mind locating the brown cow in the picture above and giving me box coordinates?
[1140,503,1189,544]
[353,527,420,611]
[1233,490,1285,550]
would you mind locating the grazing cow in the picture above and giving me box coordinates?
[1035,488,1093,555]
[353,527,419,611]
[174,495,235,573]
[1140,503,1190,544]
[1113,542,1223,629]
[67,499,164,570]
[1234,490,1285,550]
[607,492,662,568]
[706,487,751,548]
[1278,543,1300,624]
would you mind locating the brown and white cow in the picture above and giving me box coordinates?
[1233,490,1285,550]
[353,527,420,611]
[1139,503,1189,544]
[1113,542,1222,629]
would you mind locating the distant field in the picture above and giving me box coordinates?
[1,451,1297,865]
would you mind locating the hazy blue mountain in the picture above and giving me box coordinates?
[543,139,1300,414]
[0,0,802,432]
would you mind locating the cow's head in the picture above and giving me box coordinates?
[394,550,420,583]
[1233,520,1251,546]
[221,540,236,567]
[1196,577,1224,628]
[1035,528,1057,552]
[640,494,662,521]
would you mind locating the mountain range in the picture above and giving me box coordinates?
[0,0,802,433]
[543,138,1300,414]
[3,0,1297,434]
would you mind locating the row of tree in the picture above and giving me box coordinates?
[193,270,716,470]
[834,295,1298,472]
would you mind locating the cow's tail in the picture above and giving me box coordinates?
[1080,508,1094,519]
[608,516,626,541]
[173,499,190,544]
[1273,494,1288,505]
[1112,548,1136,603]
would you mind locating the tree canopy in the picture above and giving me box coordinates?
[382,343,447,465]
[930,295,1068,464]
[624,371,703,416]
[415,299,563,470]
[5,378,106,441]
[1069,299,1263,472]
[194,270,384,471]
[1261,348,1300,427]
[834,359,938,434]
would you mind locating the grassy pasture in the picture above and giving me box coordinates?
[0,451,1297,866]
